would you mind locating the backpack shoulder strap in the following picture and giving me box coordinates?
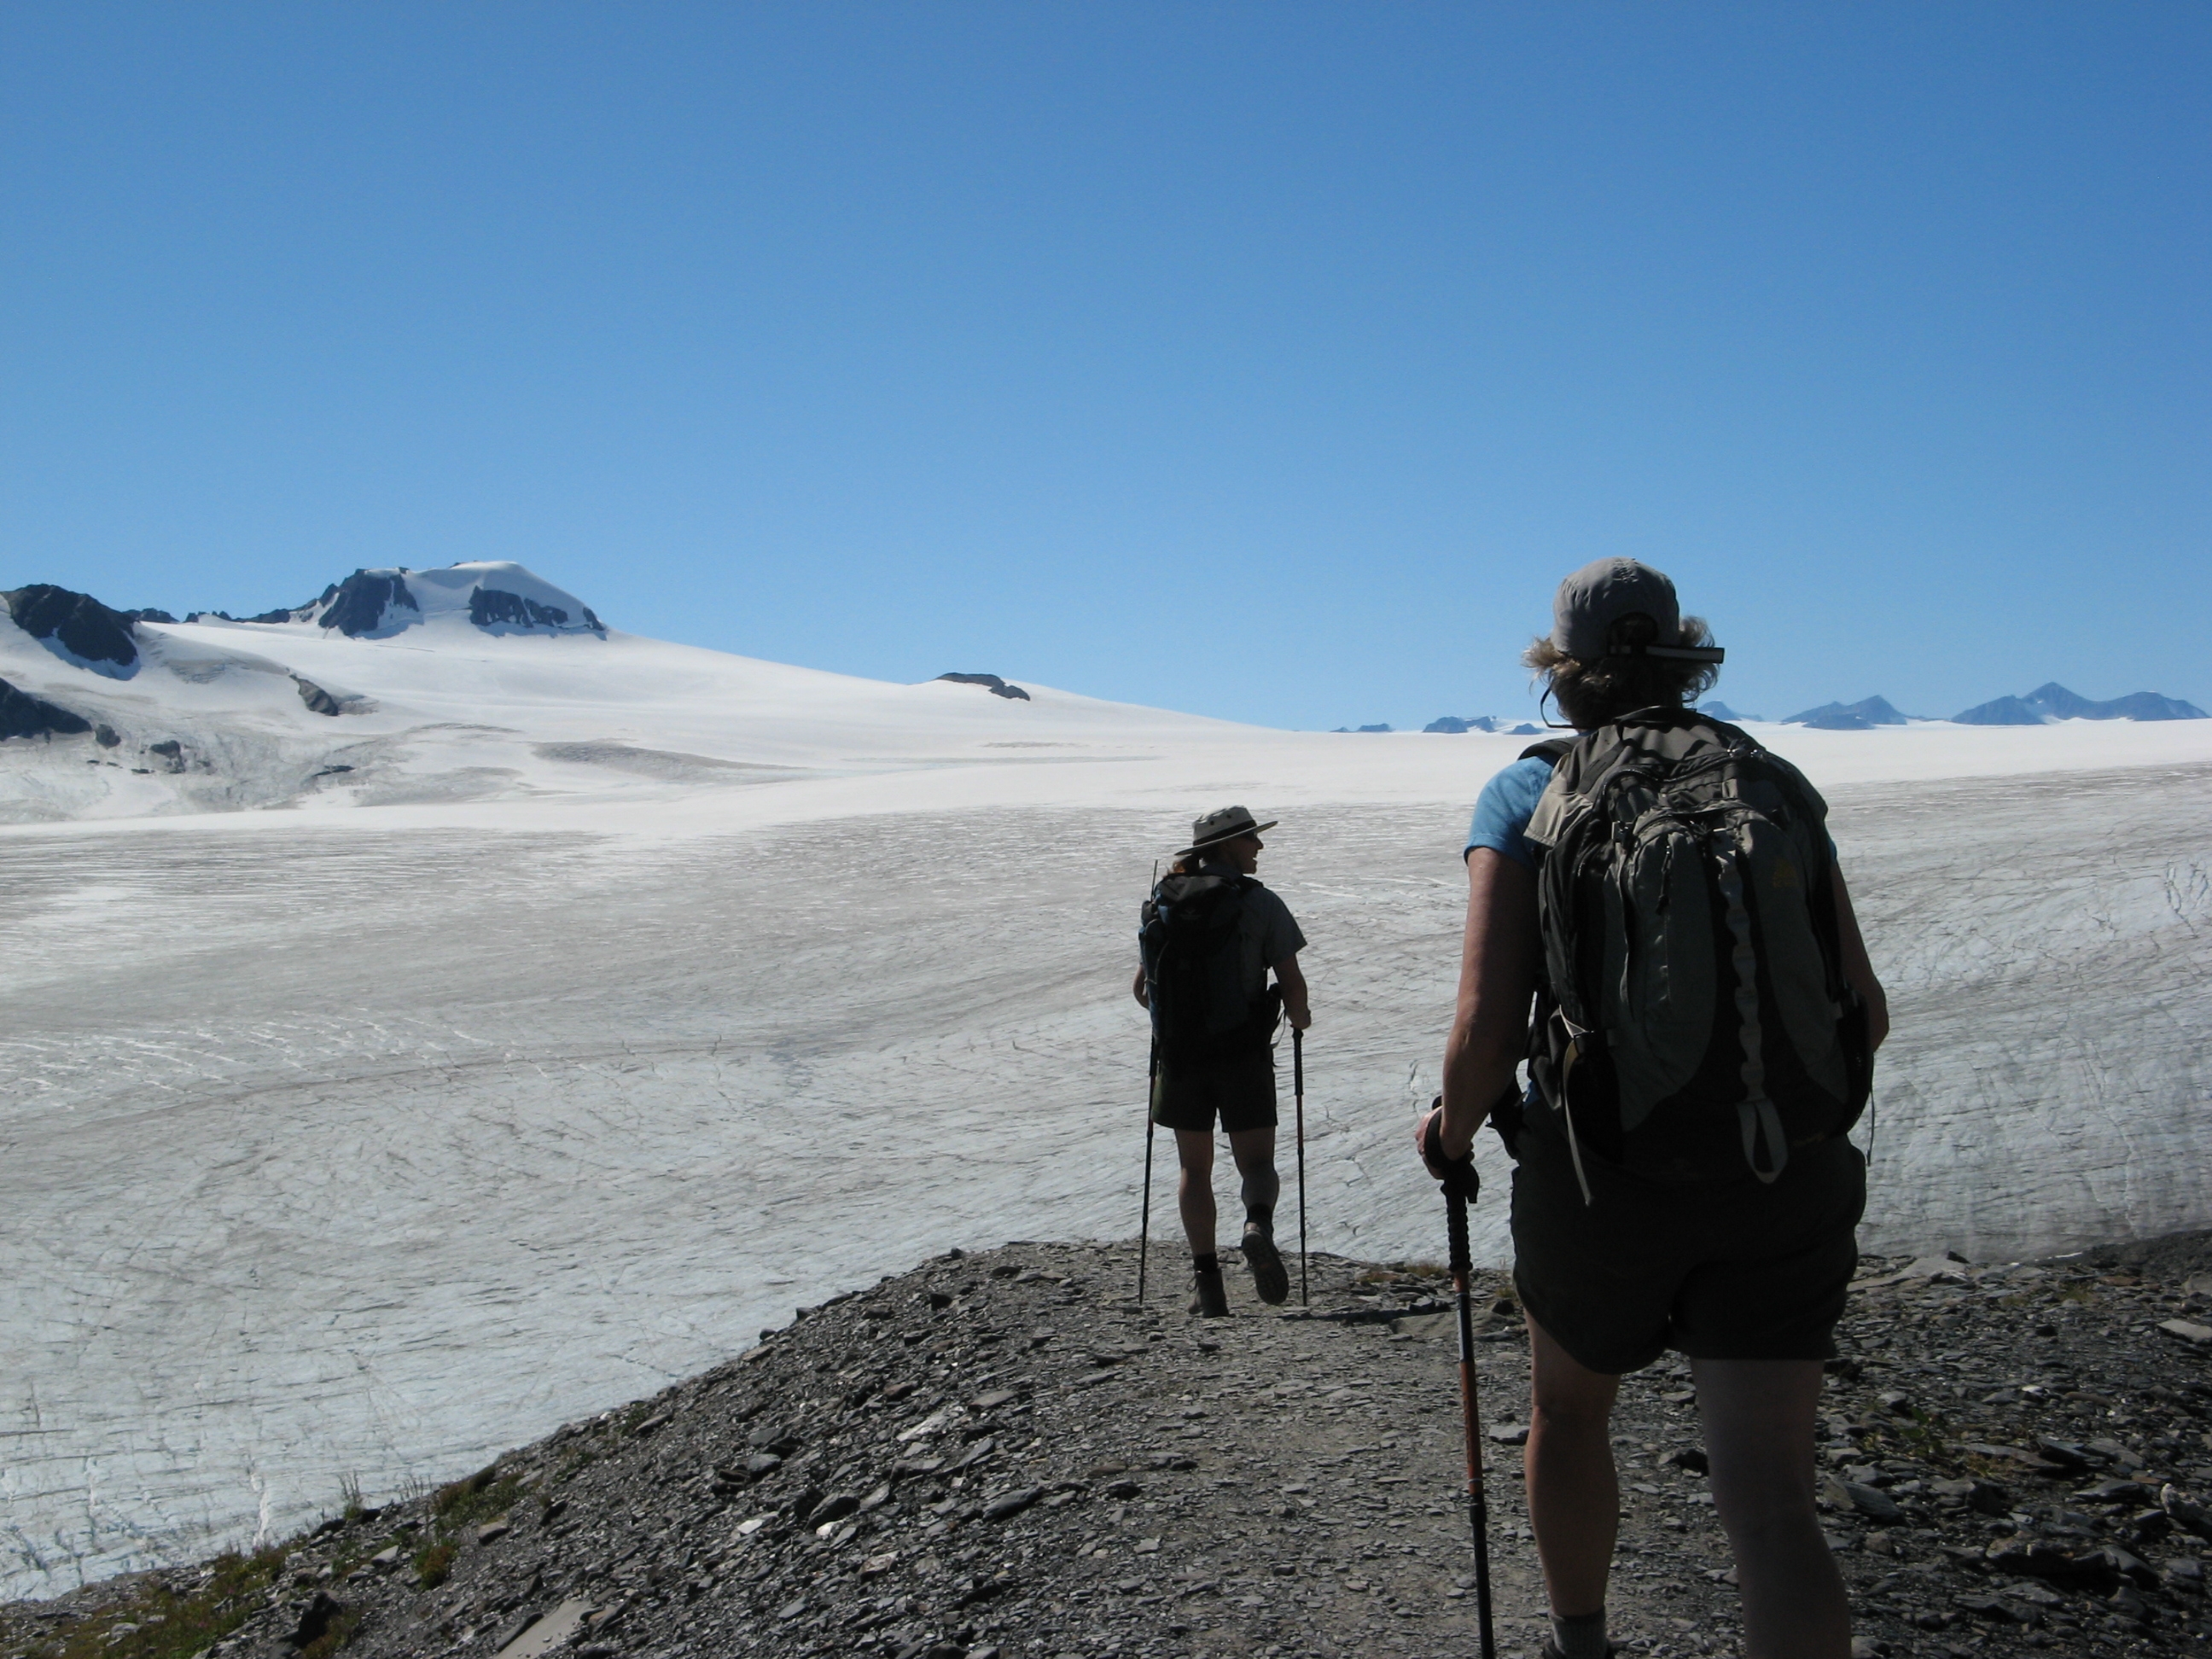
[1518,737,1573,765]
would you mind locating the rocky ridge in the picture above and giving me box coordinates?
[4,1233,2209,1659]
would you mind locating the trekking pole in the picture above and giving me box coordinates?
[1292,1027,1308,1307]
[1138,859,1160,1304]
[1429,1113,1496,1659]
[1138,1037,1157,1303]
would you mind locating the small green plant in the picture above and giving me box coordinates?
[432,1464,520,1531]
[1895,1406,1959,1470]
[415,1540,457,1589]
[25,1545,288,1659]
[339,1472,364,1523]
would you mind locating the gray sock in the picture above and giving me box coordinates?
[1550,1608,1609,1659]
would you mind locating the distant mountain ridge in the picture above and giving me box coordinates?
[1773,684,2206,728]
[1784,696,1912,731]
[1953,682,2205,725]
[1421,715,1540,735]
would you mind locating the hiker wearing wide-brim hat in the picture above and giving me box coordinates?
[1176,806,1278,859]
[1132,806,1310,1318]
[1413,557,1889,1659]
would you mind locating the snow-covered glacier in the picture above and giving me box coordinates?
[2,566,2207,1598]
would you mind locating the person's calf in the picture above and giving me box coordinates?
[1237,1163,1279,1228]
[1524,1321,1622,1623]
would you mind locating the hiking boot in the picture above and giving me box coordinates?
[1539,1644,1616,1659]
[1188,1264,1230,1318]
[1240,1222,1289,1306]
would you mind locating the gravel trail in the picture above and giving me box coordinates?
[9,1231,2209,1659]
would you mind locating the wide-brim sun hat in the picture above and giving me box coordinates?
[1551,557,1725,665]
[1179,805,1278,859]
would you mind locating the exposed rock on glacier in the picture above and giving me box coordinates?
[3,585,140,677]
[0,676,91,740]
[936,672,1030,701]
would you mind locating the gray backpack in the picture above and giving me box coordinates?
[1522,710,1872,1191]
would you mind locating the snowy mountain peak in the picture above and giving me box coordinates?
[230,562,607,639]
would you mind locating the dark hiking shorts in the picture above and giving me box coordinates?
[1509,1108,1866,1376]
[1150,1046,1278,1134]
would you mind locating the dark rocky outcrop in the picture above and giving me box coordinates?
[120,608,178,626]
[1697,700,1761,723]
[936,673,1031,701]
[0,677,92,740]
[315,571,420,637]
[1785,696,1911,729]
[469,588,604,633]
[1332,723,1392,733]
[1419,716,1541,736]
[294,677,342,716]
[1955,683,2207,725]
[2,585,139,675]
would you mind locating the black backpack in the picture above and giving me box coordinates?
[1521,709,1872,1188]
[1139,875,1279,1064]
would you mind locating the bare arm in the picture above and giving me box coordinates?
[1831,865,1889,1051]
[1272,955,1311,1031]
[1131,963,1149,1008]
[1423,848,1541,1162]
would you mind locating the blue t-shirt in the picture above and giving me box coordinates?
[1464,754,1555,869]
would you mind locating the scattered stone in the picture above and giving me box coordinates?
[1841,1481,1905,1523]
[2034,1436,2092,1470]
[981,1486,1042,1521]
[1953,1591,2027,1623]
[496,1598,594,1658]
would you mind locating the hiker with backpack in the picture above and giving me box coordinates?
[1416,558,1888,1659]
[1134,806,1312,1318]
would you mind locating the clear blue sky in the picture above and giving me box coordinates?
[3,3,2204,729]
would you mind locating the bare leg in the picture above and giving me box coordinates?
[1173,1130,1216,1257]
[1526,1317,1621,1619]
[1225,1126,1279,1225]
[1692,1358,1849,1659]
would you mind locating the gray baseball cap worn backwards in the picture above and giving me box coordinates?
[1552,557,1726,665]
[1180,806,1278,858]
